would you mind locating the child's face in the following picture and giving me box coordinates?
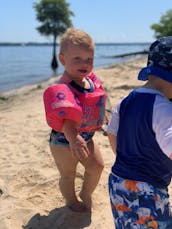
[59,44,94,81]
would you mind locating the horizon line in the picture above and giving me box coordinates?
[0,41,151,46]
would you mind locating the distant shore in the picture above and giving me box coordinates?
[0,42,150,46]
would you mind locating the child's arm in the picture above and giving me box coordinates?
[108,133,117,155]
[62,120,90,159]
[106,101,121,155]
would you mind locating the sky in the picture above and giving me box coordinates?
[1,0,172,43]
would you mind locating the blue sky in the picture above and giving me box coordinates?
[1,0,172,43]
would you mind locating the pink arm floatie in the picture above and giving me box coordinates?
[43,84,82,131]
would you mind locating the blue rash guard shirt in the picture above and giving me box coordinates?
[111,90,172,189]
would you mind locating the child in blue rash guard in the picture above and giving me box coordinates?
[107,36,172,228]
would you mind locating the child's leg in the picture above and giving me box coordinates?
[79,139,104,209]
[50,144,86,212]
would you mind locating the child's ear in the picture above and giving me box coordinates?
[59,53,65,65]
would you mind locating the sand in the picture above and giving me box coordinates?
[0,57,171,229]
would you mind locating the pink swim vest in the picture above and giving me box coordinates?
[43,72,106,132]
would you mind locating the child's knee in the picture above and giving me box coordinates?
[95,158,105,171]
[97,161,104,170]
[60,168,76,179]
[86,162,104,175]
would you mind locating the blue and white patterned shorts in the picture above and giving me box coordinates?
[108,173,172,229]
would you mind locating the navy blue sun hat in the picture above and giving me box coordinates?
[138,36,172,83]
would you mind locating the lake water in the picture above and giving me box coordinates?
[0,43,149,92]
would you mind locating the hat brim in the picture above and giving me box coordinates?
[138,66,172,83]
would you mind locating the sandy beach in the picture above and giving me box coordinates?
[0,57,171,229]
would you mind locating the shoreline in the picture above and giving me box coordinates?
[0,55,146,100]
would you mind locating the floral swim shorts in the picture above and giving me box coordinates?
[49,129,95,146]
[108,173,172,229]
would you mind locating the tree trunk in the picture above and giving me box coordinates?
[51,35,58,70]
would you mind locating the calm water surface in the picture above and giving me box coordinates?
[0,43,149,92]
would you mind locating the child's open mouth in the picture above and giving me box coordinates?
[78,69,87,74]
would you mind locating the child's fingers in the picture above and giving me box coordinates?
[71,145,89,159]
[80,146,90,159]
[69,135,90,159]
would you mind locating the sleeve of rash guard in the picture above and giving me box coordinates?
[153,95,172,158]
[107,101,121,136]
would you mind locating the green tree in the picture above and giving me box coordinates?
[33,0,74,70]
[151,10,172,38]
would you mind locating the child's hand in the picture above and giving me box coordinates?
[62,119,90,159]
[69,134,90,160]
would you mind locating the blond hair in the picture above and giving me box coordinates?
[59,28,94,54]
